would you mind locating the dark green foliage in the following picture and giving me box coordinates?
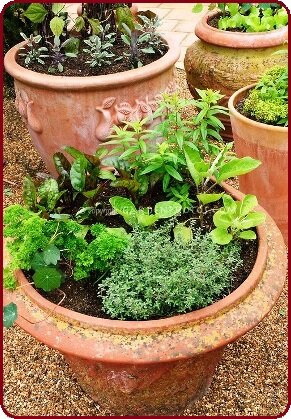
[100,225,242,320]
[243,66,288,126]
[3,303,18,328]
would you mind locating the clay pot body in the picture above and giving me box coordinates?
[3,183,287,415]
[4,36,180,175]
[184,11,288,141]
[228,84,288,244]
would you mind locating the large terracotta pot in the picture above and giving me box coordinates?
[3,183,287,415]
[4,36,180,175]
[228,84,288,244]
[184,11,288,141]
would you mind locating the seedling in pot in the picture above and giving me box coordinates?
[19,33,49,66]
[46,36,79,73]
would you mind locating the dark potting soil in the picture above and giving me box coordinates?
[16,39,168,77]
[29,181,259,320]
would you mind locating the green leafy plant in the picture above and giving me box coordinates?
[211,194,266,244]
[118,22,156,68]
[136,12,167,54]
[242,66,288,126]
[166,184,195,213]
[192,3,288,32]
[100,224,242,320]
[109,196,182,228]
[18,33,49,66]
[83,24,116,68]
[46,36,79,73]
[3,303,18,328]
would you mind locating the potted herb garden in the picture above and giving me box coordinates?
[184,3,288,140]
[228,65,288,244]
[3,90,287,415]
[4,3,180,174]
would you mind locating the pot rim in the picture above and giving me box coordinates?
[195,10,288,48]
[228,83,288,132]
[8,183,268,332]
[4,35,180,91]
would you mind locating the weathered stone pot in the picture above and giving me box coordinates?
[229,84,288,244]
[4,36,180,175]
[184,11,288,141]
[3,182,287,415]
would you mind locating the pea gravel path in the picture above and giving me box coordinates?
[3,71,288,416]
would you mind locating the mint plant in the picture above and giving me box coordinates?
[166,184,195,213]
[210,194,266,245]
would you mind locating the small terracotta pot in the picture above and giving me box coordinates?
[228,84,288,244]
[3,183,287,415]
[184,11,288,141]
[4,36,180,175]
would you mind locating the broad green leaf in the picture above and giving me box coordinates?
[154,201,182,219]
[43,244,61,265]
[24,3,48,23]
[197,193,224,205]
[50,213,71,221]
[109,196,137,219]
[116,6,135,32]
[63,145,87,160]
[140,163,162,175]
[53,152,71,177]
[238,230,257,240]
[3,303,18,328]
[173,224,193,244]
[82,187,100,199]
[50,16,65,37]
[137,210,158,227]
[165,165,183,181]
[23,176,37,209]
[33,267,62,292]
[88,18,101,34]
[238,194,258,217]
[38,178,61,211]
[222,194,237,214]
[52,3,65,15]
[216,157,261,183]
[213,210,233,228]
[31,252,47,271]
[184,145,203,188]
[74,16,85,32]
[63,37,80,54]
[70,157,87,192]
[192,4,203,13]
[210,227,233,245]
[228,3,239,16]
[239,212,266,229]
[98,169,116,181]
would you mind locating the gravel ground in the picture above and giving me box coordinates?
[3,70,288,416]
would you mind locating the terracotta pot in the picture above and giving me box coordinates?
[4,36,180,175]
[3,183,287,415]
[228,84,288,244]
[184,11,288,141]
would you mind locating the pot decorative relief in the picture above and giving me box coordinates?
[3,183,287,416]
[4,36,180,175]
[228,84,288,244]
[184,11,288,141]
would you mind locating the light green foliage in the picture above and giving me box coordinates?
[24,3,68,36]
[18,33,49,67]
[83,24,116,67]
[243,66,288,126]
[109,196,182,228]
[100,225,242,320]
[211,194,266,245]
